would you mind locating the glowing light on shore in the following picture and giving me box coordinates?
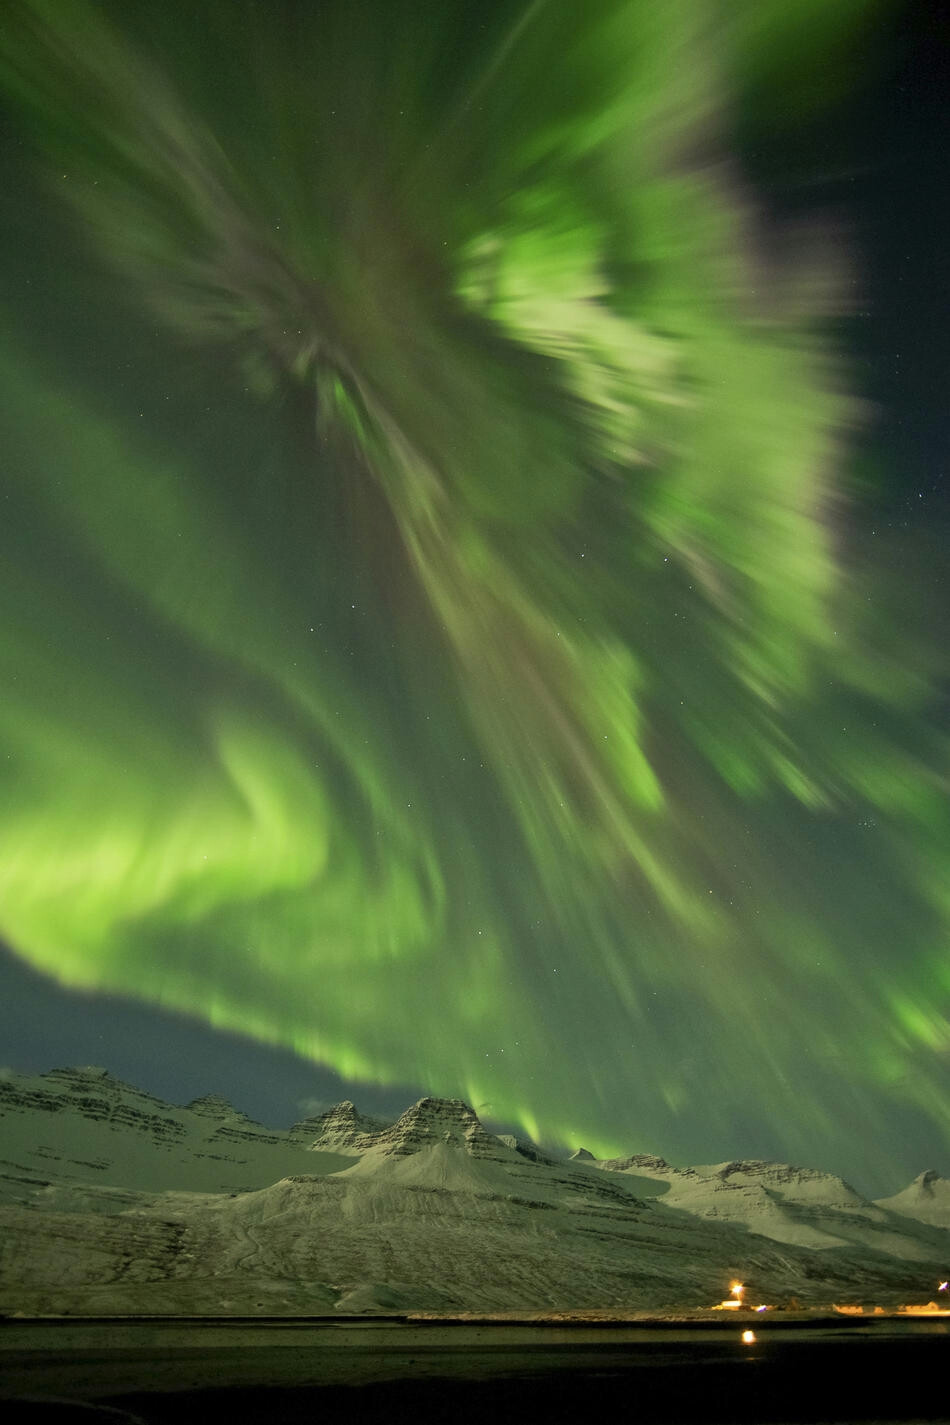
[712,1280,748,1310]
[741,1330,756,1344]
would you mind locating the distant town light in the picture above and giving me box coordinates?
[741,1330,756,1344]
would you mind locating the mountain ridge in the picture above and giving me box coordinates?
[1,1067,947,1317]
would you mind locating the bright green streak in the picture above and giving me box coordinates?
[1,0,946,1175]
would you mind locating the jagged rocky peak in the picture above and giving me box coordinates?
[915,1168,941,1192]
[290,1099,390,1150]
[389,1096,477,1138]
[186,1093,238,1118]
[568,1147,595,1162]
[372,1096,501,1158]
[599,1152,671,1174]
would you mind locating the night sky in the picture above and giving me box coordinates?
[1,0,947,1196]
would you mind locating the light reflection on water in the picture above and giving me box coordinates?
[2,1317,948,1408]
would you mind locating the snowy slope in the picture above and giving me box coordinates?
[587,1152,947,1259]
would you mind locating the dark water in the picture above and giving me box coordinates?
[1,1320,949,1423]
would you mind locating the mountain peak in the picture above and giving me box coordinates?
[874,1168,950,1228]
[186,1094,237,1118]
[410,1096,470,1112]
[370,1097,501,1159]
[289,1099,390,1150]
[915,1168,941,1189]
[409,1096,472,1116]
[569,1147,595,1162]
[599,1152,671,1174]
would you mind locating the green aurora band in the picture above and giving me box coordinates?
[1,0,947,1175]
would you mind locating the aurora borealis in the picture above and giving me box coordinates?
[0,0,947,1191]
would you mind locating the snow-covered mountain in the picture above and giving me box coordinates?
[584,1152,941,1258]
[0,1065,357,1206]
[0,1067,947,1317]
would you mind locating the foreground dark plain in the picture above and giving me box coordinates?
[2,1319,950,1423]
